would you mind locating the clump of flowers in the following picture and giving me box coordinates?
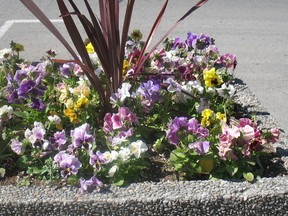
[0,30,280,192]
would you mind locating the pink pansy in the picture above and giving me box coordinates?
[218,142,237,161]
[118,107,138,123]
[222,124,240,140]
[238,118,255,128]
[241,125,255,141]
[103,113,113,133]
[111,113,122,130]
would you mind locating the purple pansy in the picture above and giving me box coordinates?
[30,97,46,110]
[186,32,198,48]
[89,151,107,170]
[24,122,46,146]
[70,123,95,149]
[54,151,82,178]
[11,139,25,155]
[5,63,47,110]
[188,141,210,155]
[136,80,160,112]
[167,117,210,145]
[166,117,188,145]
[17,80,36,98]
[49,130,67,150]
[186,32,212,49]
[79,175,102,193]
[60,63,72,77]
[103,113,113,133]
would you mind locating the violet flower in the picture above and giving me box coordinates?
[17,80,36,98]
[171,37,186,50]
[24,122,46,146]
[11,139,25,155]
[136,80,160,112]
[30,97,46,110]
[49,130,67,150]
[14,70,28,82]
[103,113,113,133]
[70,123,95,149]
[60,63,72,77]
[188,141,210,155]
[89,151,107,170]
[79,175,102,193]
[186,32,198,48]
[54,151,82,178]
[166,117,188,145]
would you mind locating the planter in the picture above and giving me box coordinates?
[1,81,287,215]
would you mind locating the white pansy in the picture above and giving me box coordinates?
[94,67,103,77]
[48,115,61,125]
[187,80,204,94]
[42,139,50,150]
[163,77,181,93]
[216,83,236,99]
[129,140,148,159]
[111,136,128,147]
[164,50,177,61]
[88,52,99,64]
[110,82,132,104]
[25,122,46,145]
[103,150,119,163]
[118,82,132,102]
[118,147,131,161]
[0,105,13,120]
[108,165,118,177]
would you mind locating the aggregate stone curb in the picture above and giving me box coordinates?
[0,177,288,215]
[0,80,287,215]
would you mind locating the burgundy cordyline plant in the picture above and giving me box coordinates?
[20,0,209,116]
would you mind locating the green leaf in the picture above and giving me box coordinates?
[243,172,254,182]
[246,161,256,166]
[153,137,165,152]
[174,163,183,171]
[114,175,125,186]
[226,165,238,176]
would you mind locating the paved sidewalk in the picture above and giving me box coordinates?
[1,0,288,133]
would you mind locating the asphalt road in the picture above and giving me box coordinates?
[1,0,288,133]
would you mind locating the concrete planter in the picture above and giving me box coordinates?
[0,176,287,215]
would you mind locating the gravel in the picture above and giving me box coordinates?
[0,80,287,215]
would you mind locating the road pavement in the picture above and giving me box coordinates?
[1,0,288,133]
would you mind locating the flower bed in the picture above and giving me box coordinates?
[0,30,282,191]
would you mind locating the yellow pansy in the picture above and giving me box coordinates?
[201,109,214,127]
[216,112,227,122]
[73,83,90,98]
[203,67,223,87]
[74,97,89,109]
[63,108,79,124]
[64,98,74,109]
[122,59,130,77]
[86,42,95,54]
